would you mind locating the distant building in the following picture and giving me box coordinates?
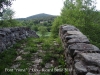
[40,21,48,24]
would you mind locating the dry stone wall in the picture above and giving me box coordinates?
[59,24,100,75]
[0,27,39,52]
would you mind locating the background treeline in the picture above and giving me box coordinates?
[0,7,23,27]
[0,10,56,37]
[51,0,100,48]
[0,12,56,30]
[17,14,56,32]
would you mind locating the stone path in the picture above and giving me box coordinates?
[9,38,67,75]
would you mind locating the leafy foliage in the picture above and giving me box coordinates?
[0,0,14,16]
[51,16,63,38]
[2,8,14,20]
[0,7,23,27]
[38,26,48,37]
[51,0,100,48]
[0,19,23,27]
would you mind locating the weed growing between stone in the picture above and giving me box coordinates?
[0,37,68,75]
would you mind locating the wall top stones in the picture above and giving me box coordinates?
[59,24,100,75]
[0,27,39,52]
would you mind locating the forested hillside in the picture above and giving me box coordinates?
[16,13,56,21]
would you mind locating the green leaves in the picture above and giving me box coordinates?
[51,0,100,48]
[38,26,48,37]
[2,8,14,20]
[0,0,14,16]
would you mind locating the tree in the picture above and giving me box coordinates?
[38,26,47,37]
[61,0,96,26]
[51,0,97,37]
[51,16,63,38]
[51,0,100,48]
[0,0,14,16]
[2,8,14,20]
[31,24,38,31]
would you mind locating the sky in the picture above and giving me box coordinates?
[11,0,65,18]
[11,0,100,18]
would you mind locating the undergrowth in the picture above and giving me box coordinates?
[0,37,68,75]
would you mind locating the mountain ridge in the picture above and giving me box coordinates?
[15,13,57,20]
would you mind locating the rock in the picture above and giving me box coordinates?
[51,60,55,63]
[0,27,39,52]
[45,63,53,68]
[86,72,100,75]
[19,50,24,54]
[54,43,59,46]
[67,38,90,44]
[51,60,55,65]
[16,49,21,51]
[65,34,87,40]
[62,25,79,34]
[37,44,42,47]
[0,32,6,36]
[32,64,38,68]
[22,51,30,55]
[11,64,20,69]
[75,61,87,75]
[68,43,99,54]
[32,58,42,64]
[38,50,43,53]
[27,63,31,66]
[67,31,83,35]
[15,56,22,61]
[87,66,99,73]
[21,45,24,48]
[80,53,100,67]
[69,43,92,50]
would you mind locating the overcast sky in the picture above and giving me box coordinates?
[11,0,100,18]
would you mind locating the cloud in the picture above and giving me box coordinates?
[11,0,64,18]
[11,0,100,18]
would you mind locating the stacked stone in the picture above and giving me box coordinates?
[59,24,100,75]
[0,27,39,52]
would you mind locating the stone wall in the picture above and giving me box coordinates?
[0,27,39,52]
[59,24,100,75]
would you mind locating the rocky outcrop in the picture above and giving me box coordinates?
[59,25,100,75]
[0,27,39,52]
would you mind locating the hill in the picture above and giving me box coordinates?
[16,13,57,21]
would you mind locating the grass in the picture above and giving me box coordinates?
[0,38,36,75]
[0,48,17,73]
[0,37,68,75]
[36,31,51,37]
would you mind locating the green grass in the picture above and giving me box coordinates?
[0,48,17,74]
[0,38,35,75]
[36,31,51,37]
[0,37,68,75]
